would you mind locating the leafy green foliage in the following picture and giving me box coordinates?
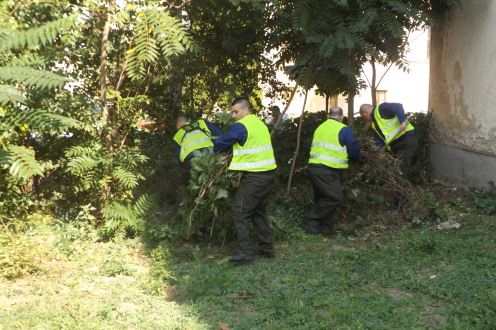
[1,107,80,132]
[470,181,496,215]
[0,85,25,105]
[270,111,326,185]
[408,111,431,184]
[61,141,148,210]
[267,0,462,99]
[179,0,273,116]
[0,13,78,53]
[0,145,44,179]
[178,151,236,241]
[0,66,72,90]
[0,6,83,219]
[125,8,192,81]
[101,193,155,240]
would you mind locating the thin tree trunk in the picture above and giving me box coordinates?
[347,90,355,128]
[190,76,195,118]
[371,58,377,108]
[325,94,329,114]
[100,0,115,152]
[286,89,308,194]
[99,0,115,202]
[347,49,355,128]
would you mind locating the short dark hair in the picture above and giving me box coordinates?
[269,105,281,116]
[231,97,252,110]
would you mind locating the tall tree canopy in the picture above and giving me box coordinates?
[265,0,461,123]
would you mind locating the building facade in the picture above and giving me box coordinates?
[429,1,496,188]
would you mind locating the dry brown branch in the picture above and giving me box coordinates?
[348,136,419,204]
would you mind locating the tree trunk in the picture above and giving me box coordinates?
[100,0,115,152]
[347,49,355,128]
[99,0,115,202]
[371,58,377,107]
[325,94,329,114]
[286,89,308,194]
[347,89,355,128]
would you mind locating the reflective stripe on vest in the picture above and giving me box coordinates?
[229,114,277,172]
[372,106,414,146]
[232,145,273,156]
[173,120,213,162]
[308,119,348,169]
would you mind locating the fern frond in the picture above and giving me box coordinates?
[0,14,79,53]
[101,201,144,239]
[0,85,26,106]
[379,10,403,39]
[65,144,102,157]
[125,8,191,81]
[0,5,11,27]
[1,108,80,132]
[5,53,46,67]
[149,10,189,56]
[112,167,138,189]
[65,155,99,174]
[133,193,155,217]
[0,66,72,90]
[0,145,44,180]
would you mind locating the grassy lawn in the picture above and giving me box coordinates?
[1,213,495,329]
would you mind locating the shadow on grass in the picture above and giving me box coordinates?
[147,213,496,329]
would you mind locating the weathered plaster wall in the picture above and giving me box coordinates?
[429,1,496,188]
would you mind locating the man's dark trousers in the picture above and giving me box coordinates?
[390,133,418,179]
[231,171,275,255]
[390,133,418,208]
[303,166,343,232]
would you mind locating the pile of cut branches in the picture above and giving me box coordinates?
[340,135,423,215]
[178,151,238,241]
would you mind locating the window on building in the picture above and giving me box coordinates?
[376,90,387,105]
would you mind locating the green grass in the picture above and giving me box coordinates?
[161,215,496,329]
[1,214,495,329]
[0,231,211,329]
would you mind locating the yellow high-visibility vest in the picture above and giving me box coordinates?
[229,114,277,172]
[372,106,414,147]
[173,119,213,162]
[309,119,348,169]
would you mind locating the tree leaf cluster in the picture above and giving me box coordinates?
[178,150,237,241]
[267,0,462,101]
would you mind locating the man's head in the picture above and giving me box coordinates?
[359,104,373,122]
[269,105,281,122]
[230,97,252,121]
[176,112,188,130]
[329,107,344,122]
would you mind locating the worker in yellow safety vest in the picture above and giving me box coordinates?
[214,97,277,263]
[301,107,361,237]
[359,102,418,209]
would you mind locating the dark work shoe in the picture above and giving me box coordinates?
[259,251,275,259]
[320,225,336,238]
[301,223,320,235]
[229,253,255,262]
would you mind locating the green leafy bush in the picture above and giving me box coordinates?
[470,181,496,215]
[178,151,236,241]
